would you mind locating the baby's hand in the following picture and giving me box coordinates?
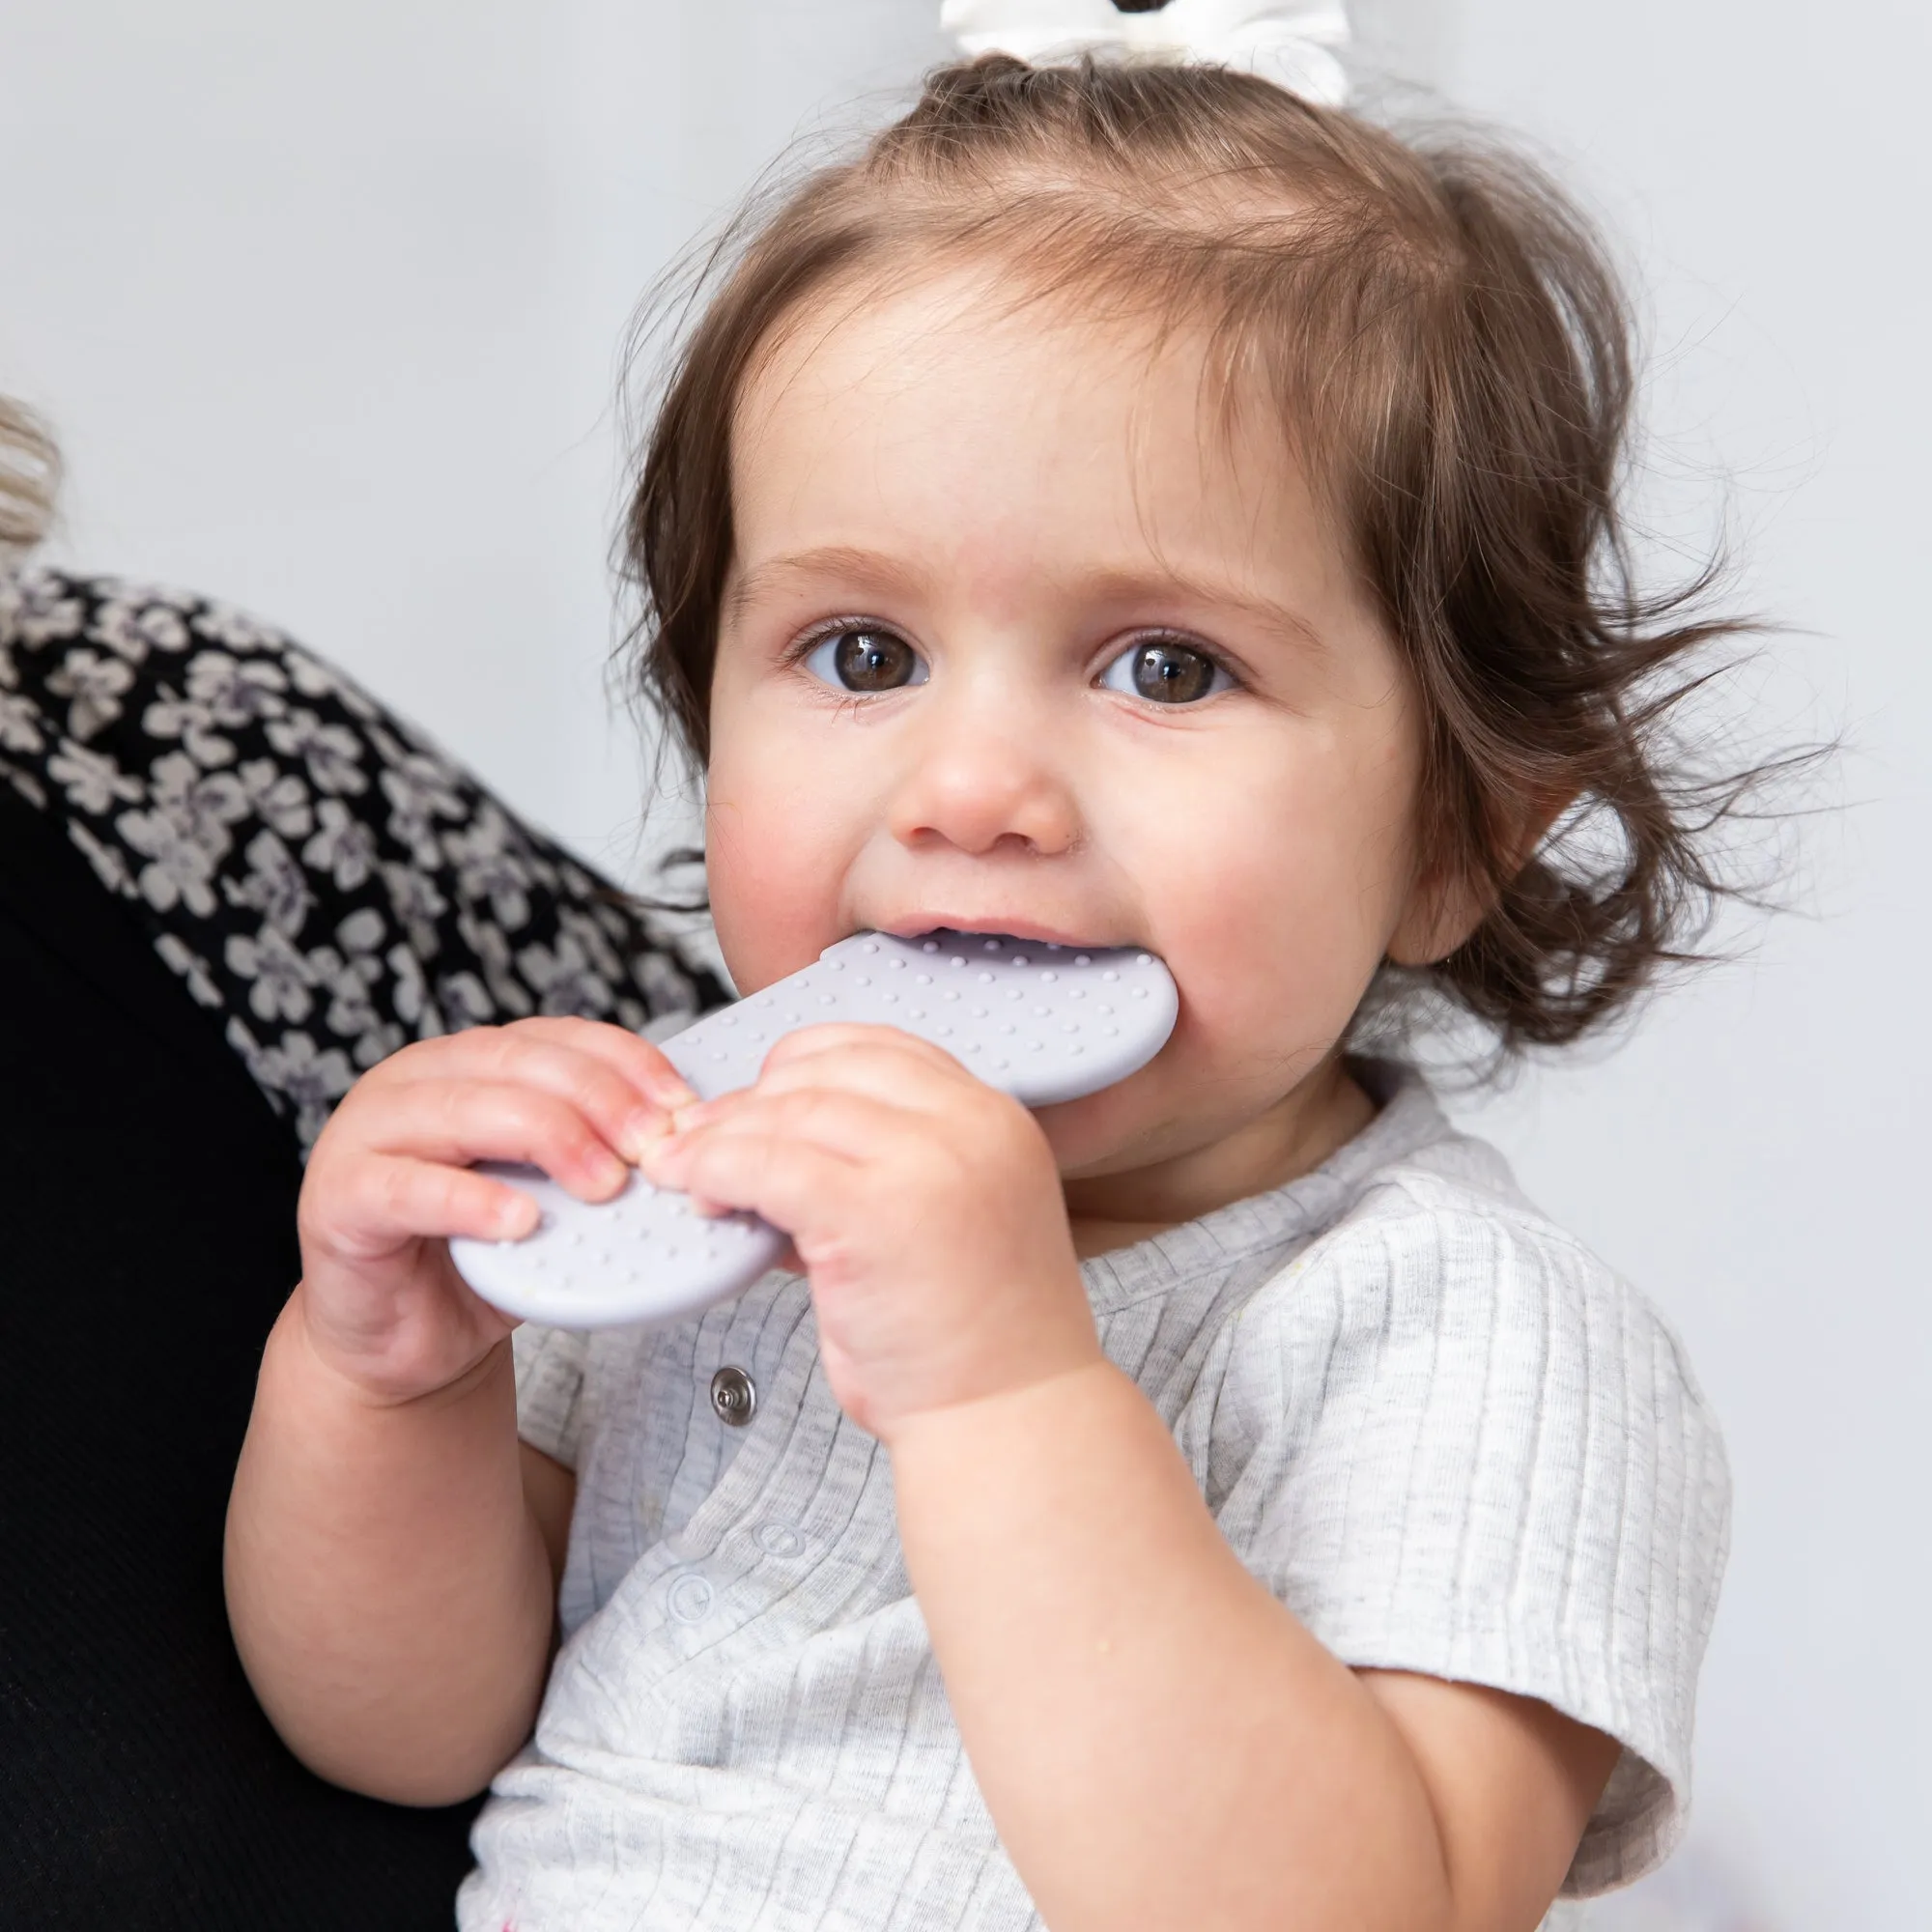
[639,1025,1099,1437]
[298,1017,696,1403]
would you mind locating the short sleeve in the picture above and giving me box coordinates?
[512,1323,592,1470]
[1209,1193,1731,1896]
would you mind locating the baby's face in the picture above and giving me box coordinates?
[707,271,1443,1205]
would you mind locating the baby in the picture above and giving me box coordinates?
[225,36,1740,1932]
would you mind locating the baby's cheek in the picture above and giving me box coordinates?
[706,802,812,989]
[1160,807,1405,1065]
[704,765,847,993]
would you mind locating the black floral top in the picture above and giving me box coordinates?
[0,567,726,1148]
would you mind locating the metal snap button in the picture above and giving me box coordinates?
[710,1364,756,1427]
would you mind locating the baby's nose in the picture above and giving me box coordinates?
[885,725,1079,859]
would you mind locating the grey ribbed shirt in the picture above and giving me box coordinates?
[462,1065,1728,1931]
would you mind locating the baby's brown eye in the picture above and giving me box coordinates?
[805,627,926,694]
[1100,639,1232,705]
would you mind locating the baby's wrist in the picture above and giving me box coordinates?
[287,1284,511,1413]
[877,1350,1121,1458]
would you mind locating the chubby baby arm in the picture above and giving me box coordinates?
[223,1017,692,1805]
[648,1028,1618,1932]
[890,1373,1620,1932]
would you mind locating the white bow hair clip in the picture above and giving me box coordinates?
[942,0,1351,107]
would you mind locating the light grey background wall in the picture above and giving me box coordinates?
[3,4,1923,1924]
[1444,6,1930,1925]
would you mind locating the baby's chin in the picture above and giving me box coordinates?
[1031,1076,1205,1181]
[1042,1041,1366,1214]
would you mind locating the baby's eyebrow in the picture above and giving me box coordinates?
[724,548,924,627]
[1077,566,1330,659]
[724,548,1329,658]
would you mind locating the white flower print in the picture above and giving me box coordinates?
[437,970,495,1028]
[302,796,377,891]
[156,932,225,1009]
[354,1017,405,1067]
[267,707,366,795]
[516,930,613,1018]
[285,645,380,722]
[443,805,533,930]
[46,647,135,740]
[91,596,191,664]
[586,894,640,949]
[304,948,388,1060]
[185,649,289,726]
[225,923,314,1023]
[234,756,313,838]
[228,1019,355,1146]
[557,902,624,981]
[302,907,392,1050]
[371,725,467,801]
[379,750,469,869]
[47,741,144,815]
[117,803,221,916]
[142,692,235,769]
[381,776,440,868]
[189,600,285,655]
[387,942,441,1036]
[459,911,534,1019]
[337,905,386,957]
[151,750,256,850]
[381,859,447,957]
[7,572,724,1156]
[3,767,49,810]
[314,962,375,1038]
[2,570,85,648]
[225,828,314,936]
[635,947,702,1021]
[0,690,45,755]
[299,904,383,1028]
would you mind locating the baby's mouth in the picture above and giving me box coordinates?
[874,915,1128,952]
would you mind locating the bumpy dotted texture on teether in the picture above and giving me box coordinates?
[449,931,1178,1330]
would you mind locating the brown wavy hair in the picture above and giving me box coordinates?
[622,54,1776,1055]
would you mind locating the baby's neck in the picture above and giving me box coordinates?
[1064,1055,1378,1261]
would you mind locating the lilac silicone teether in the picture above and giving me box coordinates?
[448,931,1178,1329]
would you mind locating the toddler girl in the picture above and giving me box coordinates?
[226,20,1743,1932]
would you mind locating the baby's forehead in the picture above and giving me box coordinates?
[737,306,1306,574]
[732,263,1313,510]
[720,273,1376,689]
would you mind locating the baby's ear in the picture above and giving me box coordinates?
[1385,866,1489,968]
[1386,789,1576,967]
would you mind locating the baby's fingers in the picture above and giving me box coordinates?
[474,1016,697,1113]
[306,1154,542,1258]
[756,1023,968,1093]
[658,1085,912,1179]
[368,1022,689,1166]
[348,1080,634,1199]
[642,1106,867,1243]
